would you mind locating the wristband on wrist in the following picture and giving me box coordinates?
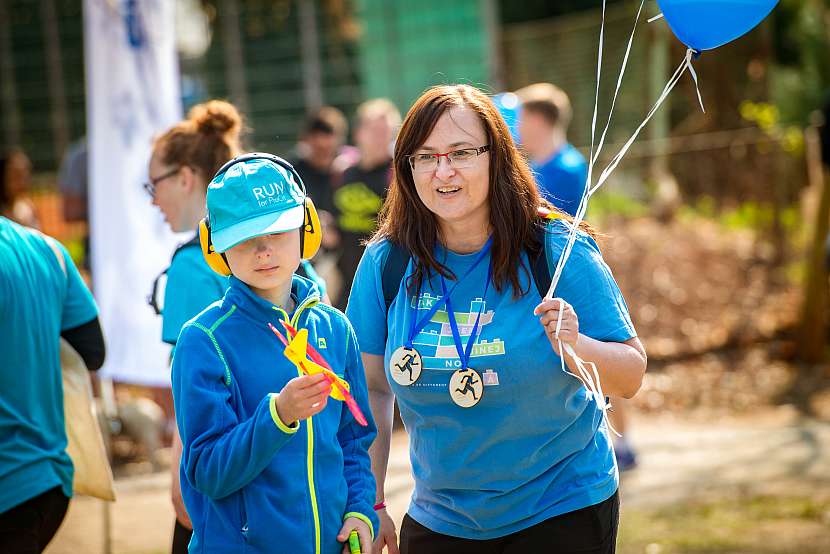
[373,501,386,511]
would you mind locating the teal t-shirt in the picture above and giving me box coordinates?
[161,243,228,346]
[0,217,98,513]
[346,220,636,539]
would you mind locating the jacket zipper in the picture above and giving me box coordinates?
[273,296,322,553]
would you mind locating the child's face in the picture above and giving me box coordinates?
[224,231,301,294]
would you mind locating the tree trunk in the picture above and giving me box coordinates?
[797,125,830,363]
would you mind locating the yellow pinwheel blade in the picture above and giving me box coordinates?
[284,329,350,401]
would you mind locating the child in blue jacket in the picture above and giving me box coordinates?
[171,153,378,554]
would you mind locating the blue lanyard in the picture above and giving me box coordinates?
[441,263,491,371]
[403,237,493,349]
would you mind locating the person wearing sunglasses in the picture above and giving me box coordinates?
[346,85,647,553]
[146,99,242,554]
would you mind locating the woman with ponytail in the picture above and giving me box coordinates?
[146,99,243,554]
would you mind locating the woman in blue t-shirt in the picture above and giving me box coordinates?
[146,100,241,554]
[346,84,647,554]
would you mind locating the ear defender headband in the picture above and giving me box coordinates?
[198,153,323,277]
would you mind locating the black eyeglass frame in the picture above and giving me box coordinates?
[143,166,181,197]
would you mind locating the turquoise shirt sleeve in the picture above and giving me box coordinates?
[162,248,228,345]
[344,242,389,355]
[57,241,97,331]
[546,222,636,343]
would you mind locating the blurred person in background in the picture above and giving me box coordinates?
[516,83,587,218]
[334,98,401,309]
[0,216,104,553]
[57,138,90,270]
[292,106,350,217]
[517,83,637,471]
[291,107,351,301]
[1,148,39,229]
[146,99,241,554]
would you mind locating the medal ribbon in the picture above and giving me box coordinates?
[403,237,493,350]
[441,263,491,371]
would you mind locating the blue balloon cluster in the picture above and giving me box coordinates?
[657,0,779,51]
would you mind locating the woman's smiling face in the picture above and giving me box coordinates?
[410,106,490,233]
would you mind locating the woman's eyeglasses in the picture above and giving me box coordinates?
[408,145,490,173]
[143,167,181,197]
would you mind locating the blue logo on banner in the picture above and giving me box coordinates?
[124,0,146,49]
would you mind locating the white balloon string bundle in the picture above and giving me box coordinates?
[544,0,705,430]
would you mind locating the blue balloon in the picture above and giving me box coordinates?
[657,0,778,51]
[493,92,522,145]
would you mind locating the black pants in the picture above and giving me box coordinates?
[172,519,193,554]
[0,486,70,554]
[400,491,619,554]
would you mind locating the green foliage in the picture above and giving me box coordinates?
[678,196,800,236]
[770,0,830,125]
[585,190,648,224]
[740,100,805,155]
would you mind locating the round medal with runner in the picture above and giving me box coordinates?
[449,367,484,408]
[389,346,423,386]
[441,264,491,408]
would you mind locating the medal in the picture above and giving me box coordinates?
[449,367,483,407]
[389,346,423,386]
[441,266,491,408]
[390,238,494,387]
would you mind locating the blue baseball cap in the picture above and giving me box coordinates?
[206,156,306,253]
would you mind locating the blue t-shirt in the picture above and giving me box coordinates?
[346,221,636,539]
[531,143,588,217]
[161,243,228,346]
[0,217,98,513]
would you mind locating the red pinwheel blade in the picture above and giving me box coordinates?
[268,322,290,347]
[279,321,368,427]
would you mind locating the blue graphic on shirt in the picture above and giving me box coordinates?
[409,295,504,370]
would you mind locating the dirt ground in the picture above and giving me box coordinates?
[46,406,830,554]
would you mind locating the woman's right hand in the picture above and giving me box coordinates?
[373,507,400,554]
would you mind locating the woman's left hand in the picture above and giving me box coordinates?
[534,297,579,355]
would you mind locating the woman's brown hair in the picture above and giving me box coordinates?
[373,84,581,297]
[152,100,244,183]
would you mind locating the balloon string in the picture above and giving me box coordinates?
[547,46,695,299]
[541,1,698,441]
[687,57,706,113]
[554,300,620,437]
[647,13,663,23]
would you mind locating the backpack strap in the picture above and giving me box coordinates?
[148,234,201,315]
[531,208,562,299]
[381,242,411,313]
[530,224,552,300]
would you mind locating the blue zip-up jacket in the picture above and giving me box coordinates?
[172,275,378,553]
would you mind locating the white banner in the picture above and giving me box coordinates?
[84,0,182,386]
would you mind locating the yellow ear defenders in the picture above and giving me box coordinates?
[198,153,323,277]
